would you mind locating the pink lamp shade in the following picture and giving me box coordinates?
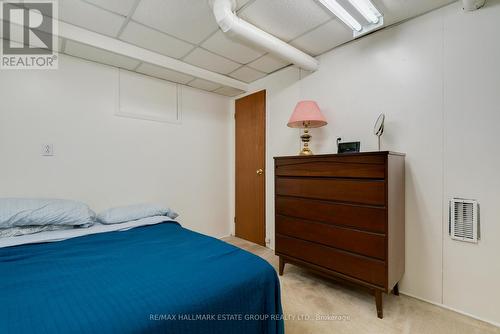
[287,100,327,128]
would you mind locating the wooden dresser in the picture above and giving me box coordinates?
[274,152,405,318]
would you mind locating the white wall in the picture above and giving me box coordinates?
[0,54,233,238]
[442,1,500,324]
[233,0,500,326]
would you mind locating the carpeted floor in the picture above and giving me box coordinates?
[223,236,500,334]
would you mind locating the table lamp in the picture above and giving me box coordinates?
[287,101,327,155]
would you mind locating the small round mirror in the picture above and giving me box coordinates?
[374,113,385,151]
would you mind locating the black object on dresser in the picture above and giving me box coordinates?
[274,151,405,319]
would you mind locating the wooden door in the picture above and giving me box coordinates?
[235,90,266,246]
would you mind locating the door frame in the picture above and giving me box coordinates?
[234,89,266,246]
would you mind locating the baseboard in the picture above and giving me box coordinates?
[400,291,500,329]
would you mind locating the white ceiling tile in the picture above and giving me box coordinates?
[120,21,194,59]
[247,53,290,73]
[83,0,136,16]
[59,0,126,37]
[229,66,266,83]
[183,48,241,75]
[136,63,194,84]
[64,40,140,70]
[214,86,246,97]
[291,19,353,56]
[239,0,331,41]
[202,31,265,64]
[188,79,221,92]
[132,0,219,44]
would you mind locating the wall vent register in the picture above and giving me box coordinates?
[449,198,479,243]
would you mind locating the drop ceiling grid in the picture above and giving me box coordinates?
[124,0,267,71]
[57,0,343,86]
[60,0,239,66]
[53,0,459,95]
[58,2,236,95]
[57,0,237,90]
[116,0,278,72]
[56,0,344,93]
[238,0,333,42]
[74,0,340,70]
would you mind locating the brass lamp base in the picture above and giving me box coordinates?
[299,126,313,155]
[300,147,313,155]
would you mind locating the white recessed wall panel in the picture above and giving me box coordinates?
[239,0,331,41]
[189,79,221,92]
[132,0,219,44]
[65,40,140,70]
[247,54,289,73]
[118,70,180,123]
[120,21,194,59]
[184,48,241,75]
[202,31,265,64]
[291,19,352,56]
[59,0,125,37]
[84,0,136,16]
[230,66,266,83]
[136,63,194,84]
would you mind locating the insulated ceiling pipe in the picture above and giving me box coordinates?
[211,0,319,71]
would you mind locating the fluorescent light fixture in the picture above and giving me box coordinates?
[317,0,362,32]
[348,0,382,24]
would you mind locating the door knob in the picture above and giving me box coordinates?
[256,169,263,175]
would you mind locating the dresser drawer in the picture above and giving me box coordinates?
[276,234,386,287]
[276,177,386,206]
[276,197,386,233]
[275,158,385,179]
[276,215,386,259]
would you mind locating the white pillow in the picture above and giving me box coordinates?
[0,225,75,238]
[97,204,178,225]
[0,198,96,228]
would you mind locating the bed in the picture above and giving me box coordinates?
[0,220,284,334]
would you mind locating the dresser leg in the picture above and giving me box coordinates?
[278,257,285,276]
[375,290,383,319]
[393,283,400,296]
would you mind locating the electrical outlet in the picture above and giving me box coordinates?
[41,144,54,156]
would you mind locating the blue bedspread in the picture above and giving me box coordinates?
[0,222,284,334]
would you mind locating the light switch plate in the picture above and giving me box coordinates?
[41,144,54,156]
